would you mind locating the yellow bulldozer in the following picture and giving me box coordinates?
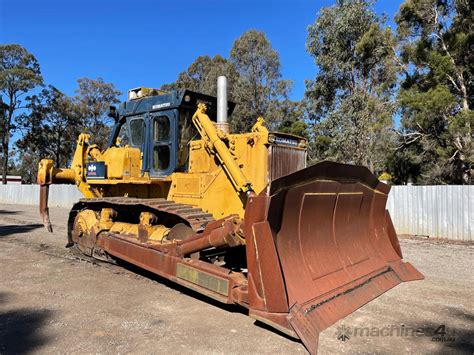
[37,76,423,353]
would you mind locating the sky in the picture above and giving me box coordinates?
[1,0,402,102]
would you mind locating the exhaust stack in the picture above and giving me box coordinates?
[216,76,230,133]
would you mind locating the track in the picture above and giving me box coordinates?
[67,197,215,244]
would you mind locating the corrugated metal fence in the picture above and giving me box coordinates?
[0,184,472,241]
[387,185,473,241]
[0,185,82,208]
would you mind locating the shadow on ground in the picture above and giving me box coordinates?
[0,292,52,353]
[436,307,474,354]
[407,308,474,354]
[113,258,302,344]
[0,210,21,215]
[115,258,246,315]
[0,224,43,237]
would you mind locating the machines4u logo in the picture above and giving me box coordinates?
[335,324,455,343]
[336,325,351,342]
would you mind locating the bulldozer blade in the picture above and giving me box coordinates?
[39,185,53,233]
[244,161,423,354]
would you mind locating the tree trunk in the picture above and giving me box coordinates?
[55,129,61,168]
[2,103,13,185]
[460,81,469,112]
[2,136,8,184]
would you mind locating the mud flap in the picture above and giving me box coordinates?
[245,161,423,354]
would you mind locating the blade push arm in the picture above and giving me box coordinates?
[192,103,255,198]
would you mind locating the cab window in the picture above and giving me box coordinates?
[153,115,172,173]
[153,116,170,141]
[130,118,145,146]
[153,146,170,171]
[116,122,130,146]
[177,109,197,171]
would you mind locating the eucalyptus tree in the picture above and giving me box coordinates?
[0,44,43,183]
[393,0,473,184]
[230,29,293,132]
[304,0,399,172]
[74,77,122,149]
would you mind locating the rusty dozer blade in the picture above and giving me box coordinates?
[39,185,53,233]
[245,161,423,354]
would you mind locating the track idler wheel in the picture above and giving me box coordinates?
[71,210,100,256]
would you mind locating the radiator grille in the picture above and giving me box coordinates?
[269,145,306,181]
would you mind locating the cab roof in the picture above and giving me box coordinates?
[117,89,236,120]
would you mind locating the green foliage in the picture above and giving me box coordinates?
[393,0,473,184]
[163,30,303,134]
[161,55,238,99]
[16,86,81,180]
[230,30,293,132]
[0,48,120,181]
[304,0,399,172]
[274,100,308,138]
[13,78,121,179]
[0,44,43,95]
[0,44,43,183]
[74,77,122,149]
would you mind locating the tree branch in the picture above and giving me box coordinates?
[432,4,469,110]
[446,74,461,91]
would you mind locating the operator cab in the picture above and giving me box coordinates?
[108,88,235,177]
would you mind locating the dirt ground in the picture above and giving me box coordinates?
[0,203,472,354]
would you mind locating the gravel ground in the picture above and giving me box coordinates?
[0,203,472,354]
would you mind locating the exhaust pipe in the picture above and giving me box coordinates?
[216,76,230,134]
